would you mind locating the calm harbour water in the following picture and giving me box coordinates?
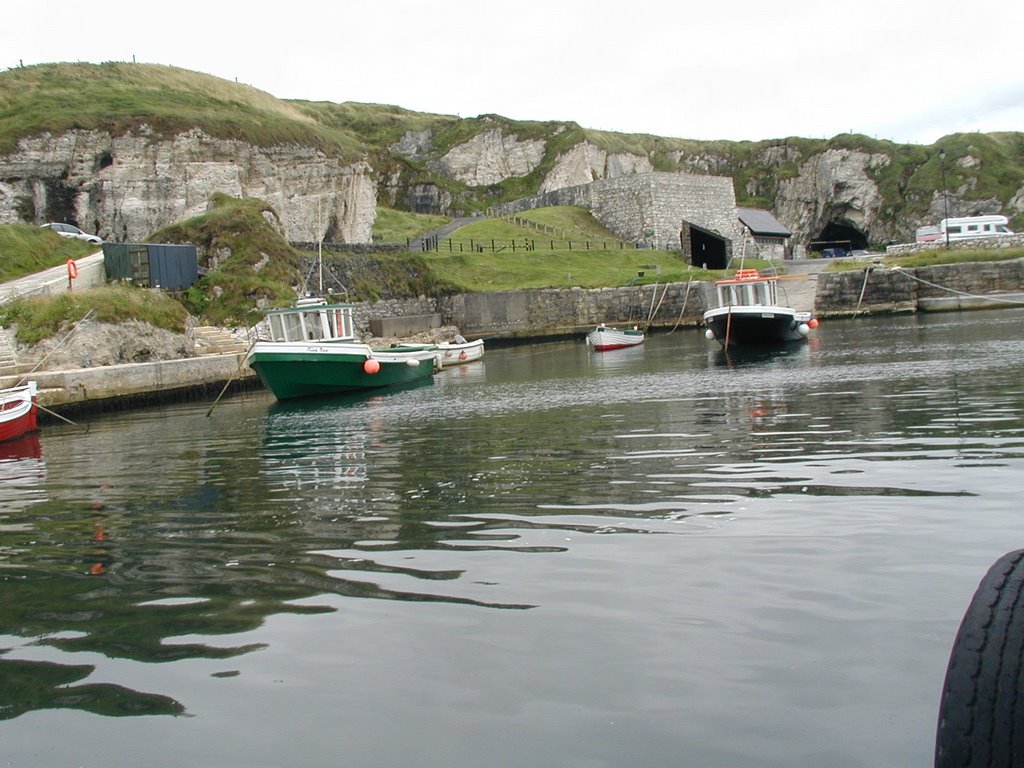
[2,309,1024,768]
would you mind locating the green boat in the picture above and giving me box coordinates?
[246,298,441,401]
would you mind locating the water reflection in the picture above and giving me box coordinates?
[1,310,1023,768]
[0,650,184,719]
[0,432,45,515]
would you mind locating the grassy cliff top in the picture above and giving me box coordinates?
[2,62,1022,228]
[0,62,370,157]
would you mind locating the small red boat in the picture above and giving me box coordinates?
[0,381,39,443]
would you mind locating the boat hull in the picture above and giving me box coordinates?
[703,307,811,347]
[247,342,438,401]
[435,339,485,367]
[381,339,485,368]
[586,327,645,351]
[0,383,39,443]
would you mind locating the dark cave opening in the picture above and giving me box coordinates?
[810,221,869,253]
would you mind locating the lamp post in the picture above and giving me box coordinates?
[939,149,950,248]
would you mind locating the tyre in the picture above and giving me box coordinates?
[936,549,1024,767]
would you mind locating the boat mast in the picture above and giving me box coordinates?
[317,197,324,294]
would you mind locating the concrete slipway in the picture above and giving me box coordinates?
[0,252,256,415]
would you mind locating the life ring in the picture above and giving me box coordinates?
[66,259,79,280]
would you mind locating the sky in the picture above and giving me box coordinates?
[3,0,1022,146]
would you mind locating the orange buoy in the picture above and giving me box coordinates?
[363,358,381,374]
[808,318,819,329]
[66,259,79,279]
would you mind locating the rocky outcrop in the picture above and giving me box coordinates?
[389,130,434,160]
[0,128,377,243]
[775,149,890,244]
[539,142,653,193]
[430,128,546,186]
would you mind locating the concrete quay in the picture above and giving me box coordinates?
[2,353,258,415]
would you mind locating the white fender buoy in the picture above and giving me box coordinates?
[704,329,715,340]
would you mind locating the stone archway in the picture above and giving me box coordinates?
[810,221,869,253]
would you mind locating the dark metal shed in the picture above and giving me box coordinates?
[101,243,199,290]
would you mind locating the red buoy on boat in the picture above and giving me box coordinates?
[363,359,381,374]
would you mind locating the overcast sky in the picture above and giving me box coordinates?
[4,0,1021,146]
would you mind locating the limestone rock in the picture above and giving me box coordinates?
[389,130,434,159]
[432,128,545,187]
[540,142,653,193]
[24,319,193,371]
[775,149,889,243]
[0,129,377,244]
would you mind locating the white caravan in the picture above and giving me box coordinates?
[937,215,1014,241]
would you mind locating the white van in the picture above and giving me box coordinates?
[938,215,1014,241]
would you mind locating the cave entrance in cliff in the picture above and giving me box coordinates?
[810,221,869,254]
[681,221,730,270]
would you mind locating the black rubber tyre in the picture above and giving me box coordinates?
[936,549,1024,767]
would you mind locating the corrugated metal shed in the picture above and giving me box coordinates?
[737,208,792,238]
[101,243,199,290]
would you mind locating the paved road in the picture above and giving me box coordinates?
[0,252,104,303]
[407,216,484,251]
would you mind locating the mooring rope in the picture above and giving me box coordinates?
[16,308,96,387]
[891,267,1024,306]
[853,269,873,317]
[35,401,87,432]
[667,279,694,334]
[645,283,669,329]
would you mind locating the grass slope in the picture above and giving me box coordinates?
[2,63,1023,230]
[0,223,96,281]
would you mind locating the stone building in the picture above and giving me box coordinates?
[738,207,793,261]
[491,171,743,267]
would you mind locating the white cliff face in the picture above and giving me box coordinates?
[0,128,377,243]
[776,149,889,242]
[540,142,653,193]
[432,128,546,187]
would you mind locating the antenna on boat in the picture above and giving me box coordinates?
[317,196,324,294]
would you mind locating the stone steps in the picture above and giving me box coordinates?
[192,326,250,356]
[0,327,36,376]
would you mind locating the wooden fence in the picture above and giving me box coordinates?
[419,236,647,253]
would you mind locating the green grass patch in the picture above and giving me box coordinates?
[0,63,366,158]
[886,246,1024,269]
[149,194,305,326]
[0,284,189,345]
[823,246,1024,271]
[372,207,450,243]
[0,223,97,281]
[420,248,723,291]
[503,206,627,243]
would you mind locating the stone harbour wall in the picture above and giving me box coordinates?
[353,258,1024,337]
[815,258,1024,315]
[345,282,711,340]
[490,172,739,251]
[885,233,1024,257]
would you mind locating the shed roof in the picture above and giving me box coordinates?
[738,208,792,237]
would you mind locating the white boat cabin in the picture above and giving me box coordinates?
[262,298,356,342]
[715,270,780,308]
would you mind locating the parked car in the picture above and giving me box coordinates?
[821,247,848,259]
[40,222,102,245]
